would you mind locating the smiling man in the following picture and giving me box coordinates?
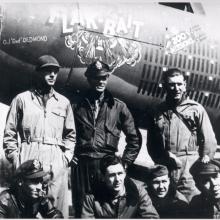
[3,55,76,218]
[81,155,159,218]
[71,59,141,217]
[147,68,217,201]
[147,164,188,218]
[0,159,63,218]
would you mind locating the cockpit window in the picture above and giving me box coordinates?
[159,2,194,13]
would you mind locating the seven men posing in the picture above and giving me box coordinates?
[2,56,219,218]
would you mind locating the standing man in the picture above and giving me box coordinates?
[81,155,159,218]
[72,59,141,217]
[3,55,76,218]
[147,164,189,218]
[189,159,220,218]
[147,68,217,201]
[0,159,63,218]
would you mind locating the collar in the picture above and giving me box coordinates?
[160,96,198,111]
[31,88,58,101]
[84,89,115,107]
[94,178,139,203]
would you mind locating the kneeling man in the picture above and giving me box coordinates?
[81,155,159,218]
[0,159,63,218]
[147,165,189,218]
[189,159,220,218]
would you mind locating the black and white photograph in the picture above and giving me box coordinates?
[0,0,220,218]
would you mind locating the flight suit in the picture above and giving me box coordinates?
[3,90,76,218]
[147,97,217,201]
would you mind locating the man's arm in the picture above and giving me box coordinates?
[147,113,166,165]
[137,186,159,218]
[63,102,76,165]
[121,103,141,165]
[196,105,217,160]
[81,194,95,218]
[3,96,22,167]
[39,197,64,218]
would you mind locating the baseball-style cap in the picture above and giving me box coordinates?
[36,55,61,71]
[149,164,169,179]
[84,60,112,78]
[190,159,220,177]
[15,159,47,179]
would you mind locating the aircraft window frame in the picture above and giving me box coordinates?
[158,2,194,13]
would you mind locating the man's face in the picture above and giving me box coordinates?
[21,178,44,200]
[197,173,220,199]
[150,175,170,198]
[38,67,59,87]
[87,74,109,93]
[104,163,126,194]
[165,74,186,102]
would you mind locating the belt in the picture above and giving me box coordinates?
[21,137,64,146]
[176,151,198,157]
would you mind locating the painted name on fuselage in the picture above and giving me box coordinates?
[2,35,47,45]
[48,10,144,39]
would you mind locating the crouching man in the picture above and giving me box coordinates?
[147,165,189,218]
[81,155,159,218]
[0,159,63,218]
[189,159,220,218]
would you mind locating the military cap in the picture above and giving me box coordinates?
[190,159,220,177]
[36,55,61,71]
[84,60,112,78]
[15,159,47,179]
[149,164,169,179]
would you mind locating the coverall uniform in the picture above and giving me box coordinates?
[3,89,76,218]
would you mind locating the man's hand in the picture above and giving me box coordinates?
[200,155,210,163]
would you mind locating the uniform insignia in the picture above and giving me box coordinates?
[95,61,102,70]
[32,159,41,170]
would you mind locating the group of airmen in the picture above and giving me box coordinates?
[0,54,219,218]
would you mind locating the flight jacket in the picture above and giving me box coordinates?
[73,90,141,164]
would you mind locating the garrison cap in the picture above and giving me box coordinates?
[85,60,112,78]
[190,159,220,177]
[149,164,169,179]
[15,159,47,180]
[36,55,61,71]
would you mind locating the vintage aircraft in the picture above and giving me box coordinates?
[0,0,220,145]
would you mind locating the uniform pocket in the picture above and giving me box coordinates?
[50,109,66,130]
[105,124,120,148]
[51,109,66,118]
[188,132,198,152]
